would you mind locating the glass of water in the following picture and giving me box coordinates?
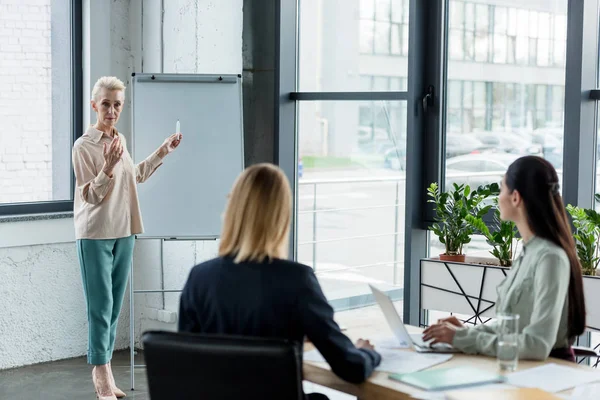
[497,313,520,373]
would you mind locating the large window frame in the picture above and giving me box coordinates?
[0,0,83,216]
[277,0,599,325]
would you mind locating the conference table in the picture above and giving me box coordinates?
[303,312,599,400]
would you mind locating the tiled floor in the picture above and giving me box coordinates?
[0,302,399,400]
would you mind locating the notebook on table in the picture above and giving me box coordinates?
[388,366,504,391]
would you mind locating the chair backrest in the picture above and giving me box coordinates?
[142,330,305,400]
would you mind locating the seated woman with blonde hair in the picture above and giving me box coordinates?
[178,163,381,398]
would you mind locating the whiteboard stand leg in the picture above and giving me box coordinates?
[160,239,165,309]
[130,266,135,391]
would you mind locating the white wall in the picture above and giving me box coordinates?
[0,0,243,370]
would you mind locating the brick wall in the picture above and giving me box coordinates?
[0,0,52,203]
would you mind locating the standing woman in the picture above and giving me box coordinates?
[423,156,586,362]
[73,76,182,399]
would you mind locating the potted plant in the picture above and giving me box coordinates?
[427,182,492,262]
[566,204,600,276]
[465,184,519,267]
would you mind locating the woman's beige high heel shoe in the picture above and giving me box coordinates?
[108,362,127,398]
[92,367,117,400]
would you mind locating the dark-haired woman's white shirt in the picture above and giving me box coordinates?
[452,236,571,360]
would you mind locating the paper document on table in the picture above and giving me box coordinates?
[304,348,452,374]
[566,382,600,399]
[373,336,410,349]
[506,363,600,393]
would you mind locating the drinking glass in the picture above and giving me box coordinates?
[497,313,520,373]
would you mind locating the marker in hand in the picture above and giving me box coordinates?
[176,120,181,140]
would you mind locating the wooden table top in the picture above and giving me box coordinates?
[303,314,598,400]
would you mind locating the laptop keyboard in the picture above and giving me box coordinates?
[410,333,453,349]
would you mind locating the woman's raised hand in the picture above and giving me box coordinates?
[102,136,123,177]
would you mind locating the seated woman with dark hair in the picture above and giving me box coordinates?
[424,156,586,362]
[178,163,381,399]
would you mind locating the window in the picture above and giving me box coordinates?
[445,0,567,190]
[482,160,510,172]
[447,160,483,171]
[449,1,566,68]
[302,0,407,92]
[0,0,81,214]
[295,0,409,307]
[282,0,600,337]
[357,0,409,58]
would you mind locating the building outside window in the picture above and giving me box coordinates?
[0,0,79,211]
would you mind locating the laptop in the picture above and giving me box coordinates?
[369,284,459,354]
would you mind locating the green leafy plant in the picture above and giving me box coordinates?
[566,204,600,275]
[427,182,492,256]
[465,183,519,266]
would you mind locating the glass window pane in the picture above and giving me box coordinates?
[449,29,464,60]
[390,77,402,91]
[391,0,402,23]
[391,24,401,54]
[476,4,489,32]
[516,36,528,64]
[465,3,475,30]
[464,32,475,60]
[538,12,551,39]
[297,101,407,300]
[464,81,474,107]
[450,1,464,28]
[360,76,373,91]
[555,15,567,42]
[529,38,538,65]
[360,0,375,19]
[528,11,538,38]
[553,40,565,67]
[448,80,462,105]
[517,9,528,37]
[0,0,73,204]
[493,34,507,63]
[373,76,388,91]
[360,20,375,54]
[375,0,391,21]
[507,8,518,36]
[300,2,408,91]
[492,83,506,130]
[537,39,550,66]
[536,85,547,110]
[494,7,507,34]
[402,0,409,23]
[475,32,489,62]
[402,24,409,56]
[493,83,505,105]
[552,86,564,111]
[474,82,486,108]
[445,0,567,187]
[507,36,516,63]
[374,22,391,54]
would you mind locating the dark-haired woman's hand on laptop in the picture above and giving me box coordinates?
[436,316,464,328]
[422,322,458,345]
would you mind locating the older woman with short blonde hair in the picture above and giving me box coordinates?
[73,76,182,399]
[178,164,381,398]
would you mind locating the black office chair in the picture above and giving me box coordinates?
[142,330,305,400]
